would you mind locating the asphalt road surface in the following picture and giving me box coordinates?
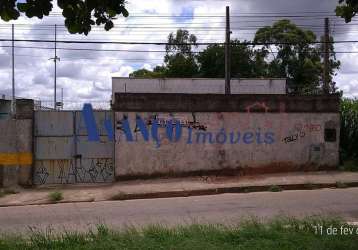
[1,188,358,233]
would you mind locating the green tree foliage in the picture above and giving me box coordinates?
[254,19,340,94]
[197,40,268,78]
[164,29,199,77]
[0,0,128,35]
[129,66,166,78]
[132,21,340,95]
[130,29,199,78]
[340,98,358,162]
[336,0,358,22]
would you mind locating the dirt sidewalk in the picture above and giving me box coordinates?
[1,171,358,207]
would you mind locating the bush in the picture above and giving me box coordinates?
[268,185,282,192]
[48,191,63,202]
[340,98,358,167]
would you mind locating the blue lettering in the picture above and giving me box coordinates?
[264,132,275,144]
[135,116,149,141]
[82,103,100,142]
[166,120,182,142]
[196,131,214,144]
[187,127,193,144]
[256,128,263,144]
[121,117,134,142]
[151,119,161,148]
[243,132,254,144]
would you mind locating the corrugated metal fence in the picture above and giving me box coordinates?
[33,111,114,185]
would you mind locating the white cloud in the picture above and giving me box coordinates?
[0,0,357,107]
[111,65,135,77]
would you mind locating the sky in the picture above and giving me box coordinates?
[0,0,357,109]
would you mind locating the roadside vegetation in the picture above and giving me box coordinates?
[268,185,283,192]
[0,189,18,198]
[340,98,358,171]
[0,217,357,249]
[48,191,63,203]
[130,20,340,96]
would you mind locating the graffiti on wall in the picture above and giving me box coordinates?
[76,158,114,183]
[245,102,270,113]
[34,159,75,185]
[145,114,207,131]
[282,123,322,144]
[282,131,306,144]
[116,115,276,148]
[34,158,114,185]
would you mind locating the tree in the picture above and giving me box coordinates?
[164,29,199,77]
[198,40,268,78]
[254,19,340,94]
[129,66,166,78]
[320,36,341,93]
[0,0,128,35]
[131,29,199,78]
[336,0,358,22]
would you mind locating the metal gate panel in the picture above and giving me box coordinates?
[75,136,114,183]
[35,111,74,136]
[33,111,76,185]
[75,110,113,136]
[74,110,114,183]
[35,137,74,159]
[33,110,114,185]
[33,158,76,185]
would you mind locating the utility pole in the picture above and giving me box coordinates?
[323,17,330,95]
[225,6,231,95]
[61,88,64,110]
[50,24,60,109]
[11,24,16,117]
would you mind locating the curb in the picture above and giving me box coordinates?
[1,181,358,207]
[0,198,95,208]
[109,181,358,201]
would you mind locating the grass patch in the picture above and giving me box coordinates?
[0,189,19,199]
[48,191,63,203]
[268,185,282,192]
[0,217,357,249]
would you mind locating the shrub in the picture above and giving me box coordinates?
[48,191,63,202]
[268,185,282,192]
[340,98,358,166]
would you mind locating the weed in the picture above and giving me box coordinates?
[48,191,63,202]
[268,185,282,192]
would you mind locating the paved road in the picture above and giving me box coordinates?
[1,188,358,233]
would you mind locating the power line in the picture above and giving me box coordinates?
[1,38,358,45]
[10,54,164,61]
[2,46,358,59]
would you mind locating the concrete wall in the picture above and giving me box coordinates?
[0,119,33,187]
[114,94,340,178]
[33,110,114,185]
[0,100,11,119]
[0,99,34,187]
[115,112,340,177]
[112,78,286,100]
[0,99,34,120]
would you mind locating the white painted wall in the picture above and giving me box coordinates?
[115,112,340,177]
[112,78,286,100]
